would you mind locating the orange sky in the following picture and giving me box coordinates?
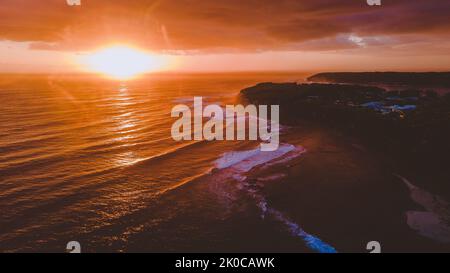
[1,0,450,73]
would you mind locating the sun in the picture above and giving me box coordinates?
[82,45,165,80]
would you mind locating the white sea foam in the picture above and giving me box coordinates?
[215,144,298,171]
[268,207,337,253]
[214,144,337,253]
[257,173,287,182]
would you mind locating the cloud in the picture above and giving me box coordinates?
[0,0,449,52]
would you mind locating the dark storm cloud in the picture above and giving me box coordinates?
[0,0,449,51]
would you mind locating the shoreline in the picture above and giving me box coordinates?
[240,123,450,252]
[153,120,450,253]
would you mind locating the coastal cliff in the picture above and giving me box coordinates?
[307,72,450,88]
[240,80,450,199]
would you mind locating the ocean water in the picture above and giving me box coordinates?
[0,72,335,252]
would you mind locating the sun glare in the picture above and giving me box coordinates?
[82,45,166,80]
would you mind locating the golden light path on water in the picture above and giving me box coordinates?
[110,85,142,167]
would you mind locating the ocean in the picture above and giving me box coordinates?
[0,72,338,252]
